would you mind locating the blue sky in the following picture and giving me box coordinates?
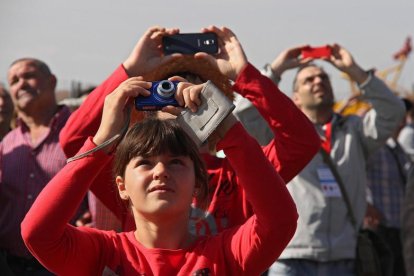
[1,0,413,100]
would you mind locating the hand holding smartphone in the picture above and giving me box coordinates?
[301,46,332,59]
[162,32,219,55]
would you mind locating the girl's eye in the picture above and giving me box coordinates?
[135,159,152,168]
[170,158,185,166]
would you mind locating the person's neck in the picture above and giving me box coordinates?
[134,213,194,250]
[18,104,58,129]
[18,104,59,143]
[304,107,334,125]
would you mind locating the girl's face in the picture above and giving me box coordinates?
[116,152,196,219]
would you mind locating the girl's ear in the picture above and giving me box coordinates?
[116,176,129,201]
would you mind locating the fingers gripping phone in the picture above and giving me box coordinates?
[162,32,219,55]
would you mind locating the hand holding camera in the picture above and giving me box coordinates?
[135,77,204,113]
[268,45,311,79]
[270,45,332,76]
[95,77,206,149]
[193,26,248,81]
[160,25,248,81]
[325,44,368,84]
[93,77,151,149]
[122,26,181,77]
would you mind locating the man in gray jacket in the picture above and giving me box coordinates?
[263,44,405,275]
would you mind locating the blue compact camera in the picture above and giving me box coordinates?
[135,80,180,111]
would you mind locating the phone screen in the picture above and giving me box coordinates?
[162,33,218,55]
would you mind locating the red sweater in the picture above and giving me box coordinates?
[22,123,298,275]
[59,63,319,233]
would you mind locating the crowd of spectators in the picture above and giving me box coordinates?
[0,25,413,275]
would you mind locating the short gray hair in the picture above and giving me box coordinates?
[10,58,52,76]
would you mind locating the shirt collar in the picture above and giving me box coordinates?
[17,105,70,131]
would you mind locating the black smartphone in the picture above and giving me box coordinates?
[162,32,218,55]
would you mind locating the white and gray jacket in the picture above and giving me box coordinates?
[280,76,405,261]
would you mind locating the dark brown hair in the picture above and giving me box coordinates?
[114,118,209,209]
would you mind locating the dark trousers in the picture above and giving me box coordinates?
[0,250,13,276]
[0,250,54,276]
[376,225,406,276]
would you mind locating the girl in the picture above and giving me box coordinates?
[21,80,298,275]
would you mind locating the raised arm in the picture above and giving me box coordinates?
[266,43,404,156]
[215,120,298,274]
[21,138,114,274]
[233,65,320,182]
[60,26,180,158]
[196,27,320,182]
[59,27,181,222]
[21,78,152,274]
[326,44,405,154]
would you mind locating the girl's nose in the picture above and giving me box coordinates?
[153,162,169,180]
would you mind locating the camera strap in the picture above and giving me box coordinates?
[66,106,131,163]
[319,148,358,232]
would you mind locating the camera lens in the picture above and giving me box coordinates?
[161,81,172,91]
[156,80,175,98]
[204,39,215,45]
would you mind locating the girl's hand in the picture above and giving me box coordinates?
[162,76,204,115]
[93,77,151,148]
